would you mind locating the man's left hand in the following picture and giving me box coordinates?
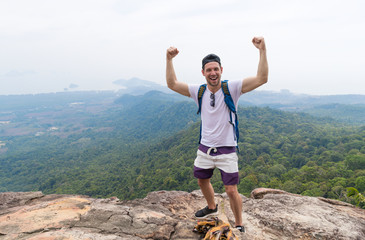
[252,37,266,51]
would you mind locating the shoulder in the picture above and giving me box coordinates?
[227,80,243,90]
[188,84,202,100]
[188,84,202,92]
[225,80,243,100]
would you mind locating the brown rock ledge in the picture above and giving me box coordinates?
[0,189,364,240]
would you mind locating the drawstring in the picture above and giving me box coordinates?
[207,147,217,155]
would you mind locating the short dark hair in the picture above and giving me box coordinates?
[202,54,221,69]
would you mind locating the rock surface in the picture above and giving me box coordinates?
[0,188,364,240]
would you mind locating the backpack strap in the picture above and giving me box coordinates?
[197,84,207,144]
[221,80,236,113]
[197,84,207,114]
[221,80,240,150]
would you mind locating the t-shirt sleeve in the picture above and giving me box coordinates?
[188,84,200,106]
[227,80,243,104]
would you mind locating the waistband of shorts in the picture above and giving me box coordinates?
[198,144,236,156]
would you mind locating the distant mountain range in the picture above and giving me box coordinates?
[1,78,364,124]
[240,89,365,107]
[111,78,365,124]
[113,77,172,95]
[112,78,365,107]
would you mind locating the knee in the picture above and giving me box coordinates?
[225,185,238,198]
[198,178,210,188]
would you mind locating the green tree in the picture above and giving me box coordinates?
[345,154,365,170]
[347,187,365,208]
[282,180,302,194]
[268,164,286,178]
[355,176,365,192]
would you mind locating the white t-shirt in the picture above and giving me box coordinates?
[189,80,243,147]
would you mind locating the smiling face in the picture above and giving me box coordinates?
[202,62,223,91]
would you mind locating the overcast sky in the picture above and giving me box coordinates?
[0,0,364,95]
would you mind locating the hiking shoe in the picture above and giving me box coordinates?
[236,225,245,232]
[195,204,218,219]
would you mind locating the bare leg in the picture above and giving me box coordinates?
[198,178,216,209]
[224,185,242,226]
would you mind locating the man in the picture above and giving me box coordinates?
[165,37,268,232]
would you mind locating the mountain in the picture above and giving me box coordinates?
[241,89,365,106]
[1,93,364,206]
[0,89,365,207]
[298,103,365,124]
[0,95,200,194]
[1,189,364,239]
[240,89,365,124]
[1,81,364,124]
[114,90,187,107]
[0,91,117,111]
[113,77,172,95]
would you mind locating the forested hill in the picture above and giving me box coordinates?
[240,90,365,125]
[0,90,364,208]
[113,107,365,203]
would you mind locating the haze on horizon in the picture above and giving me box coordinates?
[0,0,364,96]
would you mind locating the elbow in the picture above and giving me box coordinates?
[166,81,175,90]
[263,76,268,84]
[259,75,268,85]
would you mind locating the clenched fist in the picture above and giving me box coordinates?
[252,37,266,51]
[166,47,179,60]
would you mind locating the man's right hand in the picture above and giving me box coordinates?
[166,47,179,60]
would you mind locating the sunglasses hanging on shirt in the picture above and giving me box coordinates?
[210,93,215,107]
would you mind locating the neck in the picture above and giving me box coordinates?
[207,82,221,93]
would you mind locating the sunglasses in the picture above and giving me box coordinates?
[210,93,215,107]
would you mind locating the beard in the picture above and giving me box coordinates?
[206,77,221,87]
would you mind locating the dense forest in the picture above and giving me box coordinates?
[0,90,364,209]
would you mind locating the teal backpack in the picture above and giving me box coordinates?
[197,80,239,149]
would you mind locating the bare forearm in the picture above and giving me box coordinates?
[166,59,177,90]
[241,37,269,93]
[257,49,268,84]
[165,47,190,96]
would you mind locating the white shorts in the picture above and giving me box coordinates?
[194,149,238,173]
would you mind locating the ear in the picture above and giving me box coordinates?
[221,66,223,73]
[201,69,205,76]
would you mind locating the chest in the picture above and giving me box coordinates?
[200,90,229,115]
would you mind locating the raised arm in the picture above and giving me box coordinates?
[241,37,269,94]
[166,47,190,97]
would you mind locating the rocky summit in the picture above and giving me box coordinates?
[0,188,365,240]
